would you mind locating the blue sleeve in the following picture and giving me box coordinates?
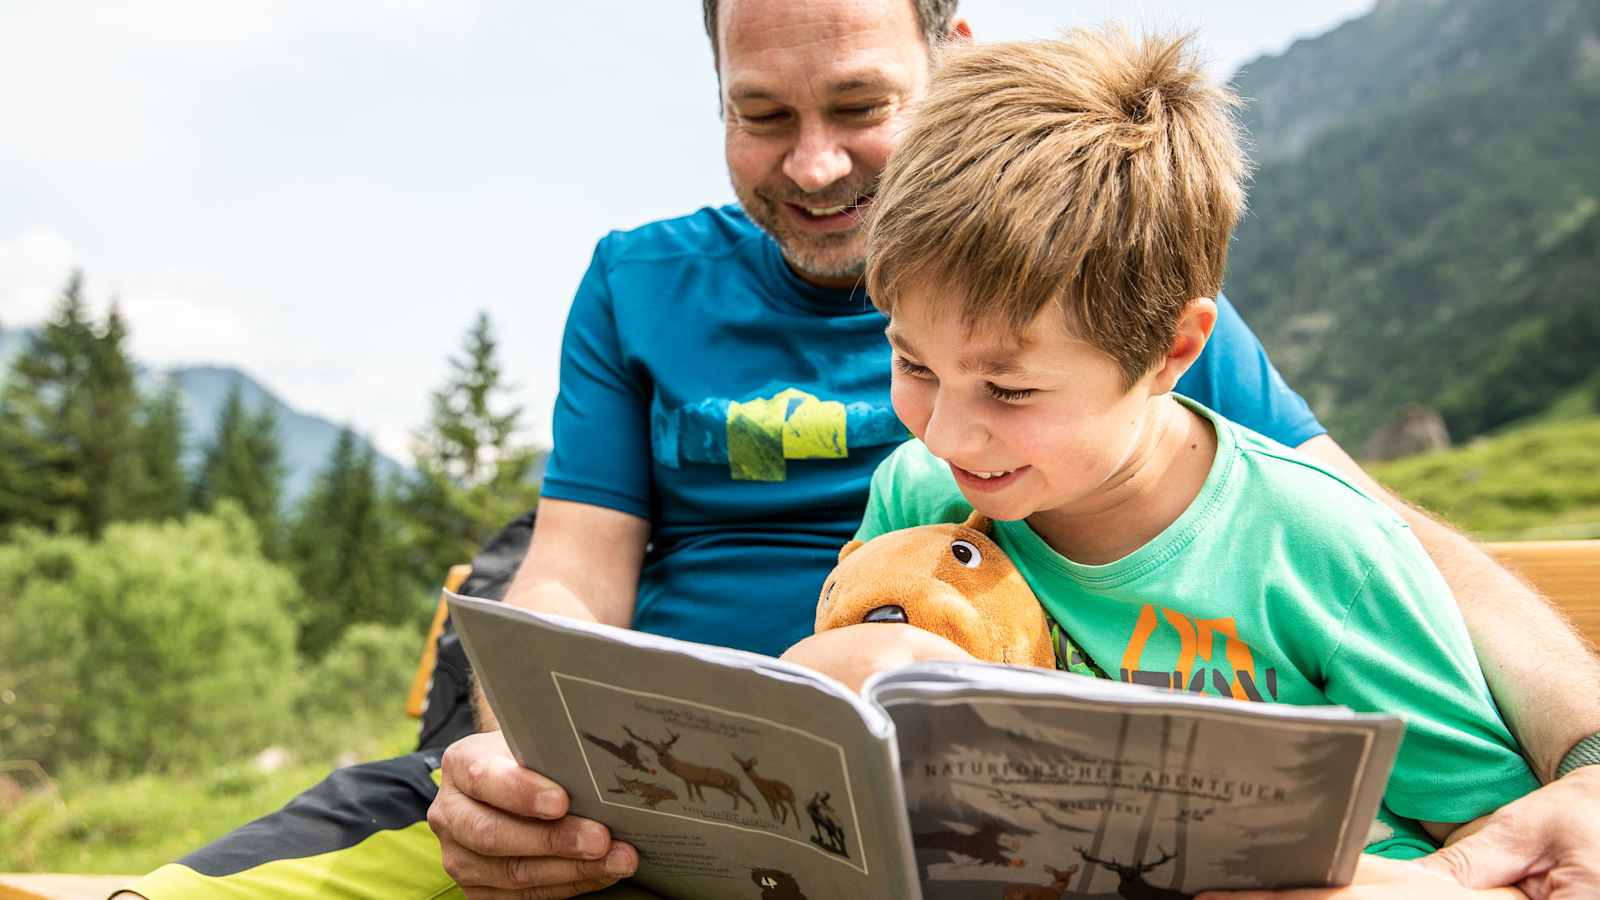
[540,237,653,520]
[1176,292,1326,448]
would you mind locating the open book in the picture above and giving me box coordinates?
[448,592,1403,900]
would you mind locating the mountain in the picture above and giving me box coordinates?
[0,325,407,505]
[1225,0,1600,447]
[165,365,408,504]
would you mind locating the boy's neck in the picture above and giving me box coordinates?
[1027,397,1218,566]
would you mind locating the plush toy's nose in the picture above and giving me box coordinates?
[863,604,909,624]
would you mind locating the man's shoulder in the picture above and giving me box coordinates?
[599,204,764,268]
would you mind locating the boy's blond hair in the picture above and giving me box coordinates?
[866,28,1247,386]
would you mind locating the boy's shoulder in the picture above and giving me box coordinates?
[1215,413,1414,557]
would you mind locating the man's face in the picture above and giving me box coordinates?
[886,290,1160,525]
[718,0,933,288]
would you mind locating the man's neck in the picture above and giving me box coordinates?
[1027,398,1218,566]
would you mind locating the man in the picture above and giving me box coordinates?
[120,1,1600,898]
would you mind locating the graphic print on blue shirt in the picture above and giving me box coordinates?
[652,386,908,481]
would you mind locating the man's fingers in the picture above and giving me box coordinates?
[443,733,570,820]
[433,791,613,859]
[465,875,627,900]
[1418,826,1537,890]
[448,842,638,891]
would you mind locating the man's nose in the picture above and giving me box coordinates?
[783,122,852,193]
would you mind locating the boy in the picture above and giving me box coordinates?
[786,28,1537,862]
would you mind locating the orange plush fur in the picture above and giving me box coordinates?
[815,511,1056,668]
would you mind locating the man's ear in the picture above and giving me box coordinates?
[947,18,974,43]
[1151,297,1218,395]
[960,509,993,535]
[837,540,864,563]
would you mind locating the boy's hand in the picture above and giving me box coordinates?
[1196,854,1525,898]
[781,623,976,692]
[428,730,638,898]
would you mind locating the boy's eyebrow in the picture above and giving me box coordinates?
[886,327,1031,378]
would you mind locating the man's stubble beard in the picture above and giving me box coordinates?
[733,178,873,286]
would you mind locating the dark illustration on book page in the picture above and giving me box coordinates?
[890,698,1376,899]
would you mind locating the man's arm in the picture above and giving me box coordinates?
[434,497,649,896]
[1297,434,1600,783]
[470,496,648,730]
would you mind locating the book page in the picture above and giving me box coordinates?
[448,593,922,900]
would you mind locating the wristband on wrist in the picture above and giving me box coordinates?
[1556,732,1600,779]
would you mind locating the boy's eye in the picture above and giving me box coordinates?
[893,356,933,378]
[986,384,1036,402]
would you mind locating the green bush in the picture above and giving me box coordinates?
[0,503,300,774]
[298,622,420,734]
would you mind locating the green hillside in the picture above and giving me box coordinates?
[1227,0,1600,446]
[1370,416,1600,540]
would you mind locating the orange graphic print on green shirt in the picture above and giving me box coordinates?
[1117,604,1279,702]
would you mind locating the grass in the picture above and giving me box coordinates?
[1370,415,1600,540]
[0,716,418,874]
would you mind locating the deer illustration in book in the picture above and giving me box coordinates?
[626,726,757,812]
[734,754,801,827]
[1002,864,1081,900]
[1075,847,1185,900]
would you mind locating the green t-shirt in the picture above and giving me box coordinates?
[856,397,1537,859]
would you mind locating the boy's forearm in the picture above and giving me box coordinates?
[1297,435,1600,781]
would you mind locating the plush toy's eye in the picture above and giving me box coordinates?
[951,540,982,568]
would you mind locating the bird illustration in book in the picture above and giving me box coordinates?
[581,730,656,774]
[914,819,1029,869]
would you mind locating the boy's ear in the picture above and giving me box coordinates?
[1152,297,1218,395]
[960,509,994,535]
[837,540,864,563]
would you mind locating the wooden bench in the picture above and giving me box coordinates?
[1484,540,1600,648]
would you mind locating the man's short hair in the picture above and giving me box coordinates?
[701,0,959,68]
[866,28,1248,387]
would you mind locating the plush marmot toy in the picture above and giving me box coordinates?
[814,511,1056,668]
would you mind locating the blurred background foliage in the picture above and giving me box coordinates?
[0,292,538,870]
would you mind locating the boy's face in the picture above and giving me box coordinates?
[885,291,1159,523]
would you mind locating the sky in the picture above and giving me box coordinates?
[0,0,1375,461]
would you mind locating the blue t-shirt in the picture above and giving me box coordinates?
[542,205,1324,657]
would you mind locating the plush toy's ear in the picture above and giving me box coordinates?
[837,539,864,563]
[960,509,994,535]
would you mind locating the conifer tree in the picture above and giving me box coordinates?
[78,304,145,535]
[132,379,189,521]
[0,274,144,537]
[194,381,285,557]
[399,312,541,579]
[290,427,407,658]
